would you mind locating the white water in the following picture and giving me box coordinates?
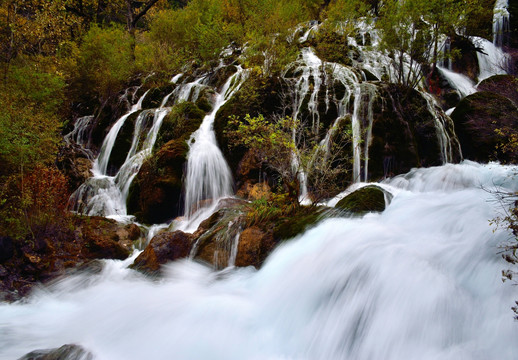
[95,91,148,177]
[2,162,518,360]
[183,68,248,218]
[472,36,509,82]
[71,92,170,220]
[437,66,477,99]
[493,0,510,47]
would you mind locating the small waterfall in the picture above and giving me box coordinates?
[64,115,94,149]
[183,67,248,217]
[493,0,510,47]
[351,86,363,182]
[436,66,476,99]
[71,93,171,220]
[472,36,509,81]
[95,91,149,176]
[421,92,462,164]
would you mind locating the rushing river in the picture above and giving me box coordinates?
[1,161,517,360]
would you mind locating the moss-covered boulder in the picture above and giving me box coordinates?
[128,101,206,223]
[154,101,205,151]
[128,139,188,224]
[141,83,176,109]
[478,75,518,105]
[451,91,518,162]
[272,207,326,242]
[131,230,193,274]
[335,186,386,213]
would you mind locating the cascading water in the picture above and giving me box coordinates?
[95,91,148,177]
[182,68,248,218]
[473,36,510,82]
[2,162,518,360]
[493,0,510,47]
[70,90,172,220]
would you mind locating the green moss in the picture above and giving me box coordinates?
[272,209,324,242]
[141,83,175,109]
[154,101,205,151]
[335,186,386,213]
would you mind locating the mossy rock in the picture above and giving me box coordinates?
[154,101,205,151]
[141,83,175,109]
[478,75,518,106]
[106,109,155,176]
[450,35,480,81]
[368,83,459,180]
[335,186,386,213]
[451,91,518,162]
[128,139,188,224]
[272,207,326,242]
[310,30,353,66]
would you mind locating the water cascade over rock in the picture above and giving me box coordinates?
[183,67,248,219]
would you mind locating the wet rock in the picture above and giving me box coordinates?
[18,344,93,360]
[335,186,386,213]
[77,217,134,260]
[451,91,518,163]
[141,83,175,109]
[128,139,187,224]
[235,226,275,268]
[131,231,193,273]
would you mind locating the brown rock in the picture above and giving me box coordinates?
[235,226,275,268]
[132,231,193,273]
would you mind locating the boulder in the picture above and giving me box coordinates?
[131,231,193,273]
[451,91,518,162]
[128,138,187,224]
[335,185,386,213]
[477,75,518,105]
[18,344,93,360]
[235,226,275,268]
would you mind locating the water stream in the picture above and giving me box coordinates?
[1,162,517,360]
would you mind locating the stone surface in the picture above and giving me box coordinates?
[451,91,518,163]
[131,231,193,273]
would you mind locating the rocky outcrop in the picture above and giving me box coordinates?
[0,216,138,301]
[57,144,92,192]
[128,139,188,224]
[131,231,193,274]
[451,91,518,162]
[368,84,459,180]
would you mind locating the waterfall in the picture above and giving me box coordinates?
[70,91,171,220]
[64,115,94,150]
[183,67,248,217]
[493,0,510,47]
[421,92,462,164]
[436,66,476,99]
[94,91,149,177]
[2,162,518,360]
[472,36,509,82]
